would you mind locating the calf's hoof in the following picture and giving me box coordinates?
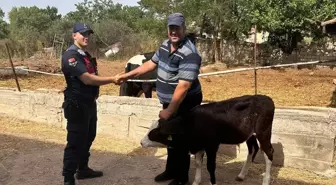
[235,176,244,181]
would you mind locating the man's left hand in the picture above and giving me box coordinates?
[159,109,174,120]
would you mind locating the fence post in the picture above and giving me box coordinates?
[5,43,21,92]
[254,25,258,95]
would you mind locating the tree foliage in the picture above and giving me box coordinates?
[0,8,9,39]
[1,0,335,59]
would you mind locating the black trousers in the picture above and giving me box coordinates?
[62,99,97,179]
[163,92,203,182]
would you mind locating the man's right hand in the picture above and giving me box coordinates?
[113,73,128,85]
[113,60,158,85]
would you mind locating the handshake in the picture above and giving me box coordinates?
[112,72,128,85]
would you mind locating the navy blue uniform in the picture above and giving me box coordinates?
[62,44,99,102]
[61,44,99,180]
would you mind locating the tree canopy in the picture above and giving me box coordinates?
[0,0,335,59]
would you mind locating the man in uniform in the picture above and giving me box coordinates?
[61,23,121,185]
[116,13,203,185]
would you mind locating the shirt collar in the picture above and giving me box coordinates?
[68,44,87,56]
[67,44,79,51]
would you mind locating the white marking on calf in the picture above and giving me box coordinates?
[125,54,146,67]
[192,151,204,185]
[237,148,253,180]
[262,152,272,185]
[140,120,166,148]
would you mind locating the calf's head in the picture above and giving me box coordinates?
[140,117,185,148]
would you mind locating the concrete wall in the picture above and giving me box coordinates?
[0,87,335,176]
[0,87,161,141]
[219,106,336,177]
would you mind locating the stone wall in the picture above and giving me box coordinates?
[219,107,336,177]
[0,87,335,176]
[0,88,161,141]
[197,39,336,66]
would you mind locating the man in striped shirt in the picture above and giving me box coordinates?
[117,12,203,185]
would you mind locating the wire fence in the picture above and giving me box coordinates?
[1,55,336,107]
[1,37,336,107]
[9,59,335,84]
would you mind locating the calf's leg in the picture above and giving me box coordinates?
[262,150,273,185]
[192,151,205,185]
[206,145,219,185]
[255,112,274,185]
[236,135,259,181]
[142,83,153,98]
[255,132,274,185]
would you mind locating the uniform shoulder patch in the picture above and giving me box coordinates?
[68,57,78,67]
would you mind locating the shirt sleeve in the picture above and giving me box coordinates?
[151,49,160,64]
[62,53,87,77]
[178,53,201,82]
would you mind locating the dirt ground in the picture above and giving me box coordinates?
[1,58,336,107]
[0,116,335,185]
[1,58,336,185]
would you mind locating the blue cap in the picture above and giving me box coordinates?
[73,23,94,34]
[168,13,185,27]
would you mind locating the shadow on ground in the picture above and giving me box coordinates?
[0,133,333,185]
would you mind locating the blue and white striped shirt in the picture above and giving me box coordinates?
[151,37,202,103]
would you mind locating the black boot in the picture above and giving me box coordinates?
[64,180,75,185]
[75,167,103,180]
[168,179,189,185]
[64,176,75,185]
[155,147,176,182]
[154,170,175,182]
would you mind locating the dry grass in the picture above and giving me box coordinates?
[1,58,336,184]
[0,116,335,184]
[199,67,336,107]
[1,59,336,107]
[0,115,165,157]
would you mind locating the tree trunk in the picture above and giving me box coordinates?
[211,34,216,63]
[214,21,221,64]
[215,38,221,63]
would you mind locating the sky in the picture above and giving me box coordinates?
[0,0,139,22]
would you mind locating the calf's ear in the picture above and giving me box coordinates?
[159,117,185,135]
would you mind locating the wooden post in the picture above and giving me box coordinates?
[5,43,21,92]
[51,33,56,59]
[60,37,64,60]
[254,25,258,95]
